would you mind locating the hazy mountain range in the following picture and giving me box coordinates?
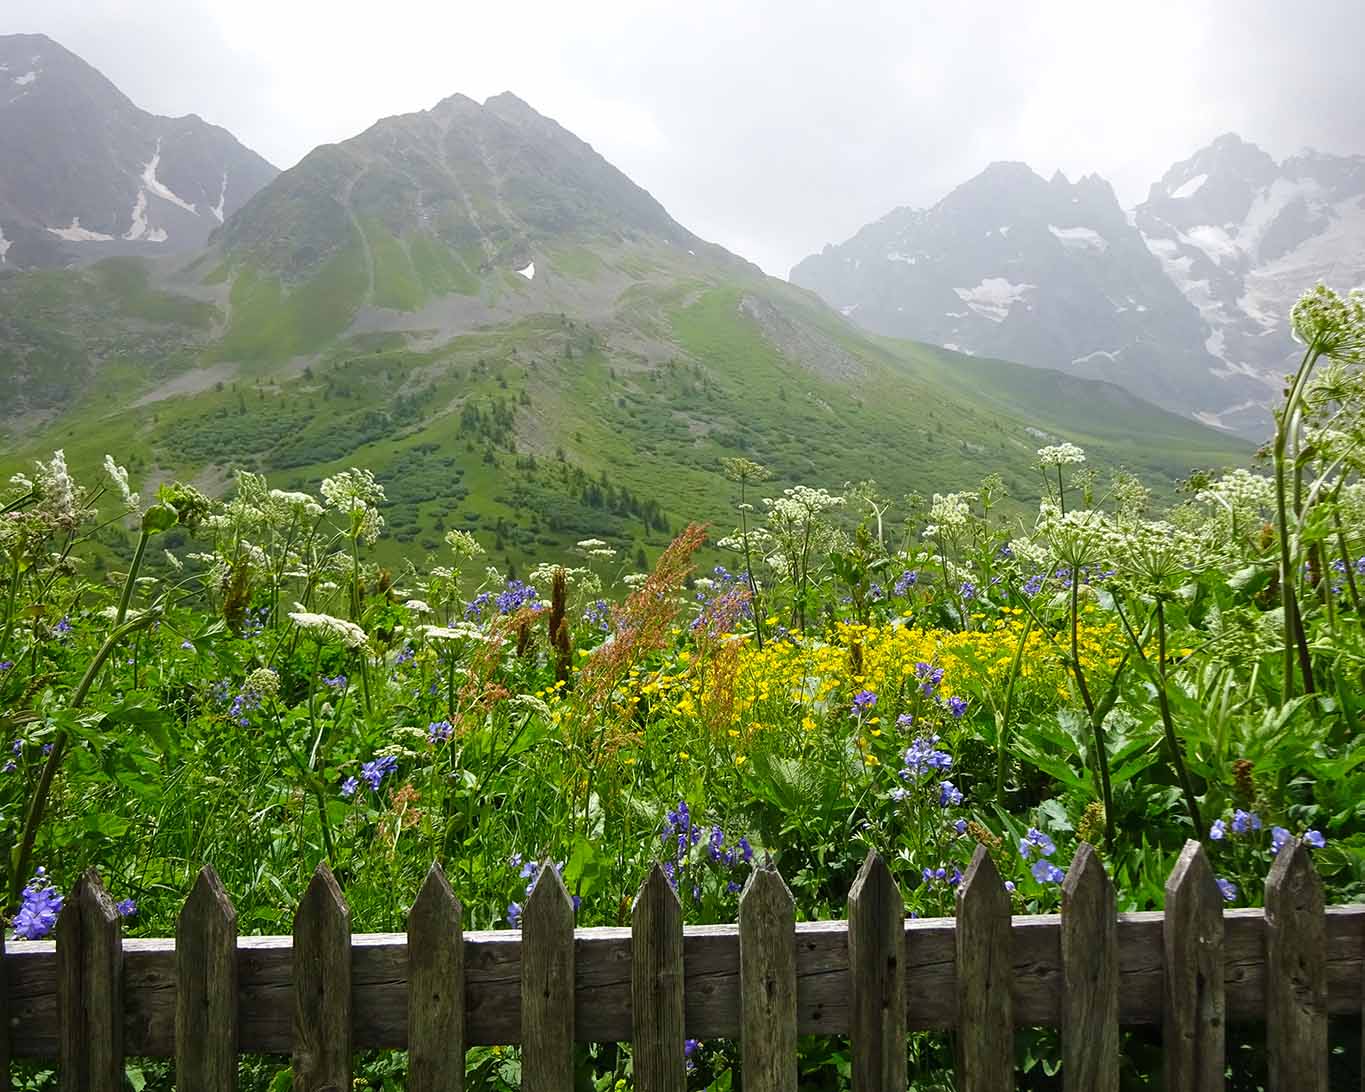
[792,135,1365,437]
[0,34,1250,566]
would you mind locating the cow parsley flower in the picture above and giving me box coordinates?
[288,611,368,650]
[103,455,140,511]
[1037,442,1087,467]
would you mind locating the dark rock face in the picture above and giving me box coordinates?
[0,33,278,269]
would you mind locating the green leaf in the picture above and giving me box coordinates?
[563,834,605,898]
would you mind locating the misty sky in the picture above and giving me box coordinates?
[6,0,1365,275]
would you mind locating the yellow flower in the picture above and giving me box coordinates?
[678,751,690,760]
[734,754,748,766]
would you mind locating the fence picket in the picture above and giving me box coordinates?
[292,861,352,1092]
[847,850,906,1091]
[957,845,1012,1092]
[176,866,238,1091]
[1060,843,1118,1092]
[739,858,797,1092]
[632,864,686,1092]
[408,861,464,1092]
[1265,839,1327,1092]
[521,860,574,1090]
[1163,839,1224,1091]
[55,868,123,1092]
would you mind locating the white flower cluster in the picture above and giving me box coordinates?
[1195,469,1275,520]
[443,530,484,560]
[1291,283,1365,362]
[925,491,975,536]
[288,610,369,649]
[1037,442,1087,467]
[103,455,140,512]
[763,486,846,523]
[321,468,386,545]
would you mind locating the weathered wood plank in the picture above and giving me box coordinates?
[847,850,905,1092]
[56,869,123,1092]
[292,862,351,1092]
[5,906,1365,1055]
[1061,843,1118,1092]
[1163,840,1224,1092]
[176,866,237,1091]
[739,859,797,1092]
[408,861,464,1092]
[1265,839,1326,1092]
[957,845,1012,1092]
[632,864,685,1092]
[521,861,574,1090]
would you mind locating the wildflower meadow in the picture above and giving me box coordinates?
[2,285,1364,1088]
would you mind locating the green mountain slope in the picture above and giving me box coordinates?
[0,93,1249,571]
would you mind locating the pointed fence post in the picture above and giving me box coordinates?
[847,850,905,1092]
[176,866,238,1090]
[739,858,797,1092]
[408,861,465,1092]
[632,864,686,1092]
[520,860,574,1091]
[1265,839,1326,1092]
[1163,840,1224,1092]
[292,861,352,1091]
[1060,843,1118,1092]
[956,845,1012,1092]
[56,868,123,1092]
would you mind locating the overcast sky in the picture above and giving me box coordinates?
[7,0,1365,275]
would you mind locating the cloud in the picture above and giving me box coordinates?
[5,0,1364,275]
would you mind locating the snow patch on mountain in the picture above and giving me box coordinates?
[1072,349,1120,365]
[1169,173,1208,200]
[210,172,228,223]
[953,277,1034,322]
[1048,224,1107,252]
[517,261,535,280]
[124,190,150,241]
[0,222,9,262]
[48,218,113,242]
[141,139,198,214]
[12,70,36,86]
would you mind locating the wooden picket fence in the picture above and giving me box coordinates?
[3,838,1363,1091]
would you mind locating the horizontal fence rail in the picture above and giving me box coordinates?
[3,840,1362,1090]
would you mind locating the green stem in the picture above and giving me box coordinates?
[994,609,1035,801]
[116,530,151,627]
[0,559,21,668]
[1070,567,1114,850]
[10,611,160,901]
[1155,599,1204,836]
[1334,509,1362,616]
[1273,345,1319,704]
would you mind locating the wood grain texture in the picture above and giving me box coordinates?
[176,866,238,1091]
[956,846,1012,1092]
[291,862,352,1092]
[1060,843,1118,1092]
[1265,839,1326,1092]
[739,860,797,1092]
[5,908,1364,1056]
[1163,840,1224,1092]
[520,861,574,1091]
[408,861,464,1092]
[847,850,905,1092]
[56,869,123,1092]
[632,864,685,1092]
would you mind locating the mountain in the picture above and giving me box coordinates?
[0,33,278,269]
[791,135,1365,438]
[0,69,1247,569]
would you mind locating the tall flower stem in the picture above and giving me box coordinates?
[1069,568,1114,849]
[0,559,21,668]
[1273,345,1319,702]
[10,610,159,901]
[994,608,1035,801]
[1154,599,1204,836]
[1335,509,1362,616]
[737,479,764,650]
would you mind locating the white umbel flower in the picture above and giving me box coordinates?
[1037,442,1087,467]
[288,610,368,649]
[103,455,140,511]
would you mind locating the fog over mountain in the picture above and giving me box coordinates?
[4,0,1364,276]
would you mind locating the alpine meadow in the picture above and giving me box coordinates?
[2,19,1365,1092]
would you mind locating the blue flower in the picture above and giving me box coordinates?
[507,901,523,928]
[894,570,919,595]
[1019,828,1056,860]
[938,780,963,807]
[738,836,753,863]
[54,616,71,636]
[947,695,968,719]
[959,581,977,602]
[323,674,347,689]
[340,777,358,798]
[1022,574,1045,596]
[1270,826,1292,854]
[1304,829,1326,848]
[180,639,195,651]
[707,827,725,862]
[1231,809,1261,834]
[684,1038,701,1073]
[1031,859,1065,884]
[1209,819,1226,840]
[1004,880,1016,893]
[0,661,12,672]
[896,713,915,729]
[427,719,453,743]
[115,898,137,918]
[901,735,952,779]
[954,818,968,835]
[1216,878,1238,903]
[360,755,398,792]
[852,689,877,714]
[13,870,63,939]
